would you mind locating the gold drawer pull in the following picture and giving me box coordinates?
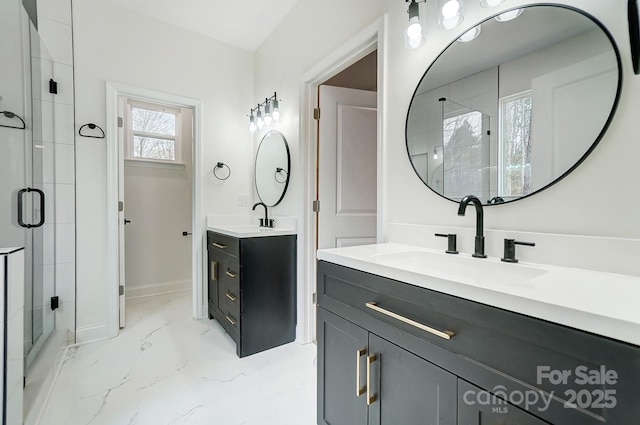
[211,242,227,249]
[226,291,237,302]
[366,354,377,405]
[225,271,237,278]
[365,301,455,340]
[210,261,218,281]
[356,349,366,396]
[226,314,238,326]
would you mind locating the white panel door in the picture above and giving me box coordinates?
[530,52,617,191]
[318,86,377,250]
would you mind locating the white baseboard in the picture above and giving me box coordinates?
[75,323,112,345]
[125,280,191,300]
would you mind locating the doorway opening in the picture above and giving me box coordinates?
[298,18,386,344]
[117,96,194,327]
[106,83,204,338]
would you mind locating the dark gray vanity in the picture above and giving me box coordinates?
[207,229,296,357]
[317,259,640,425]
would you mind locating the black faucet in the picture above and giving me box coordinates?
[252,202,272,228]
[457,195,486,258]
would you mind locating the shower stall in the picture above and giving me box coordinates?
[1,1,74,422]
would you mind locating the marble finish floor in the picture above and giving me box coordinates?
[41,292,317,425]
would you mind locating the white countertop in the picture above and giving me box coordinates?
[207,223,296,238]
[317,243,640,346]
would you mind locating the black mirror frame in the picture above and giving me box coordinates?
[255,130,291,207]
[404,4,623,206]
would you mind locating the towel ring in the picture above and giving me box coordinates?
[78,123,105,139]
[0,111,26,130]
[213,162,231,180]
[274,167,288,184]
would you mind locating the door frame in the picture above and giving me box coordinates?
[298,16,387,344]
[105,82,204,338]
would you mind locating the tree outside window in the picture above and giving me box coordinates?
[500,92,532,197]
[127,101,181,162]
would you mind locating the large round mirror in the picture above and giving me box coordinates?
[406,5,621,205]
[255,130,291,206]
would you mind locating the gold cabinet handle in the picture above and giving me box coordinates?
[356,349,367,396]
[226,314,237,326]
[226,291,237,302]
[365,302,455,340]
[211,242,227,249]
[210,261,218,281]
[225,271,237,278]
[366,354,377,405]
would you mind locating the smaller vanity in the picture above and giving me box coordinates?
[207,223,296,357]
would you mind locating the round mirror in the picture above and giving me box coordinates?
[255,130,291,206]
[406,5,621,205]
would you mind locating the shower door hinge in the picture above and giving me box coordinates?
[117,117,124,128]
[49,79,58,94]
[312,200,320,212]
[119,285,125,296]
[51,296,59,311]
[313,108,321,120]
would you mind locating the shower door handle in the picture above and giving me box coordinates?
[31,188,45,228]
[17,188,28,228]
[17,188,46,228]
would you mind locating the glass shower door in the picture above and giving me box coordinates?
[23,23,56,369]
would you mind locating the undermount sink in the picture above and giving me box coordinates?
[373,250,548,286]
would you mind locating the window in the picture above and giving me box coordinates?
[499,91,532,198]
[126,100,182,162]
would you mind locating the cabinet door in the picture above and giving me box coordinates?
[318,308,369,425]
[368,333,457,425]
[458,380,550,425]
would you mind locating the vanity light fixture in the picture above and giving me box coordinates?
[494,8,523,22]
[480,0,505,7]
[405,0,426,49]
[458,24,481,42]
[248,92,281,133]
[439,0,464,30]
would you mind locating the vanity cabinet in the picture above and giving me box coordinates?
[207,230,296,357]
[318,307,456,425]
[317,260,640,425]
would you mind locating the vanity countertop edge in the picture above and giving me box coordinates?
[207,224,296,238]
[317,243,640,347]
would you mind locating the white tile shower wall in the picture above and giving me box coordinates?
[388,222,640,277]
[37,0,76,341]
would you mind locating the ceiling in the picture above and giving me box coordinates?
[105,0,301,51]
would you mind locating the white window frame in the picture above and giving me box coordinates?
[125,98,183,164]
[498,89,532,200]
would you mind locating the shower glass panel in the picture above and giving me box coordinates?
[0,4,56,372]
[24,24,56,369]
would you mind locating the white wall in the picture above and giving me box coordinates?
[73,0,254,341]
[124,107,193,299]
[255,0,640,268]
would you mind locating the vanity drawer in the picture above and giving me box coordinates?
[219,302,240,340]
[219,264,241,313]
[317,260,640,425]
[207,231,239,257]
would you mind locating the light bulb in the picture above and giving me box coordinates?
[272,99,280,121]
[257,109,264,130]
[264,100,273,125]
[495,8,523,22]
[249,115,256,133]
[406,17,423,49]
[441,0,460,19]
[480,0,504,7]
[458,25,481,42]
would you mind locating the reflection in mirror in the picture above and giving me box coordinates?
[255,130,291,207]
[406,5,621,204]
